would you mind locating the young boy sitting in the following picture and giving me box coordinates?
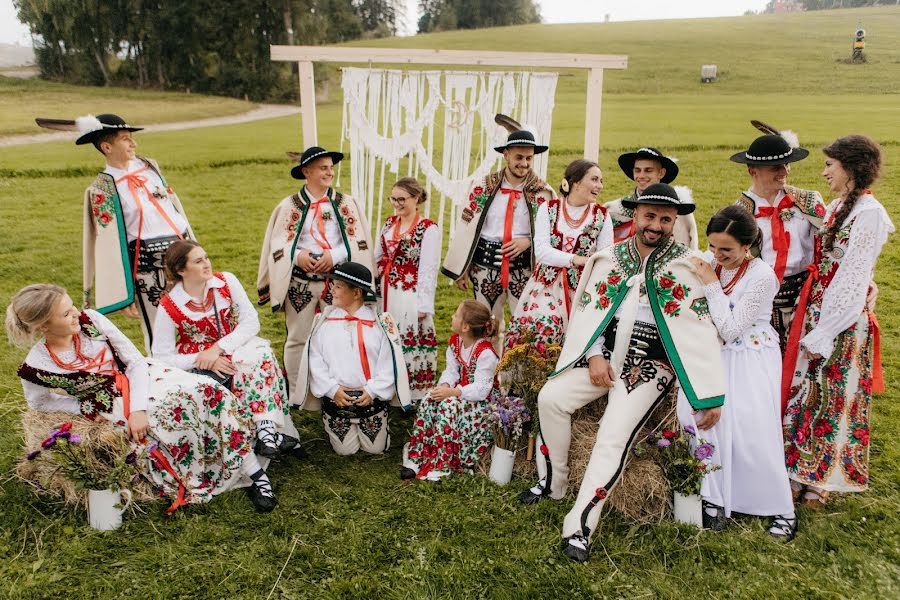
[297,262,410,455]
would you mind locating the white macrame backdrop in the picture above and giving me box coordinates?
[339,67,558,243]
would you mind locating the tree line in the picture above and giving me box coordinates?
[14,0,540,102]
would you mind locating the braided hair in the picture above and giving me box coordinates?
[821,135,882,251]
[458,299,497,340]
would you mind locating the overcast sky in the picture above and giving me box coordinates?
[1,0,770,45]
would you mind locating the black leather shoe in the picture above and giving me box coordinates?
[562,535,590,563]
[247,481,277,512]
[702,501,727,532]
[289,443,307,460]
[768,514,798,542]
[518,479,549,505]
[400,467,417,480]
[278,434,300,453]
[255,433,300,458]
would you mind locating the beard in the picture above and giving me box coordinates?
[635,226,671,247]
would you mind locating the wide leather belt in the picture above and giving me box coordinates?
[774,271,809,310]
[291,265,328,282]
[127,234,183,274]
[471,238,530,271]
[321,395,387,419]
[602,318,667,362]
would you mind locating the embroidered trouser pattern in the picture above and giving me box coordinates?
[323,410,390,455]
[538,358,673,541]
[469,263,529,352]
[283,276,331,401]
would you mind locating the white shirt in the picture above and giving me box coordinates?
[479,178,532,242]
[20,310,151,413]
[373,219,441,314]
[534,201,614,267]
[745,189,816,278]
[151,272,259,371]
[105,159,189,243]
[437,338,499,402]
[295,187,349,265]
[308,306,395,401]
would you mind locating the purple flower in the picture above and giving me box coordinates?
[69,434,82,444]
[694,443,714,460]
[131,473,142,485]
[146,441,159,453]
[54,431,71,440]
[684,425,696,435]
[26,450,41,461]
[41,437,57,449]
[657,439,671,448]
[125,451,137,465]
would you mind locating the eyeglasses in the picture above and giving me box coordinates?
[389,196,413,204]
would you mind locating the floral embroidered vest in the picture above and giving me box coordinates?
[17,313,126,420]
[449,334,500,402]
[377,216,437,293]
[159,273,238,354]
[533,200,608,291]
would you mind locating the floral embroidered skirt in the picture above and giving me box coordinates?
[136,361,255,503]
[504,267,570,353]
[406,395,491,477]
[783,311,874,492]
[229,336,291,429]
[382,286,437,401]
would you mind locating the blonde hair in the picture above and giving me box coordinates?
[6,284,67,347]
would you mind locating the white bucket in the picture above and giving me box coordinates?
[489,446,515,486]
[673,492,703,527]
[88,488,133,531]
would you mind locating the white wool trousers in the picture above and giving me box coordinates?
[283,276,330,400]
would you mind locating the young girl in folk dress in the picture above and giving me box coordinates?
[783,135,894,509]
[504,160,613,352]
[683,206,796,539]
[374,178,439,400]
[8,284,278,512]
[152,241,299,459]
[401,300,500,481]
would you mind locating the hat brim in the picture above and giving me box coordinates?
[621,197,695,216]
[618,152,679,184]
[729,147,809,165]
[494,142,549,155]
[328,271,376,299]
[75,126,143,146]
[291,151,344,179]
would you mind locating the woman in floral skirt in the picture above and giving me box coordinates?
[8,284,277,511]
[374,177,439,401]
[401,300,499,480]
[153,240,299,459]
[504,160,613,352]
[782,135,894,508]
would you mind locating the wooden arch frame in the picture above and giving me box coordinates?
[270,45,627,161]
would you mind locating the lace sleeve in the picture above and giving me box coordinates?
[87,310,150,412]
[534,203,573,267]
[437,345,460,388]
[416,224,440,315]
[802,208,890,356]
[703,261,777,343]
[216,272,260,354]
[596,209,614,251]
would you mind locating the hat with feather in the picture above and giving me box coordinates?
[730,120,808,165]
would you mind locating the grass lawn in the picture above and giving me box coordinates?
[1,7,899,598]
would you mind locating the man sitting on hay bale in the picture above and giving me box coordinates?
[518,184,726,563]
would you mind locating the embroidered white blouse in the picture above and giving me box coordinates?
[533,201,614,268]
[20,309,150,413]
[151,271,259,371]
[104,158,189,243]
[308,306,395,401]
[437,338,499,402]
[373,220,441,315]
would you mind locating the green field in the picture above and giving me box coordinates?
[1,6,898,598]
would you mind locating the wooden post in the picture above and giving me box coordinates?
[583,67,604,162]
[297,60,317,148]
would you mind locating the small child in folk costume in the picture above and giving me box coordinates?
[257,146,373,402]
[74,114,195,351]
[401,300,500,481]
[505,160,614,352]
[374,177,440,401]
[152,241,300,460]
[10,285,278,512]
[297,263,410,455]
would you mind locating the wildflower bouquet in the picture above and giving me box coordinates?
[496,329,561,436]
[641,426,720,496]
[486,395,531,451]
[25,421,141,492]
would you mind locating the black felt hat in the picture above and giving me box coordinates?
[729,134,809,166]
[617,147,679,183]
[290,146,344,179]
[329,262,376,299]
[74,114,143,145]
[493,130,549,154]
[621,183,695,216]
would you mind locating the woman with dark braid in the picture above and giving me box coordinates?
[782,135,894,508]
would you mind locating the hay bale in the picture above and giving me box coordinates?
[16,410,157,504]
[479,388,679,524]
